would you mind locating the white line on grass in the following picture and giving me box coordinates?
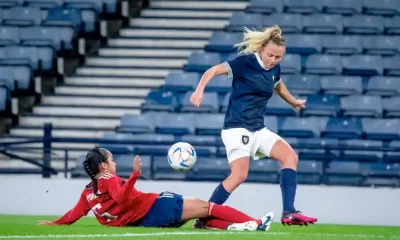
[0,231,399,239]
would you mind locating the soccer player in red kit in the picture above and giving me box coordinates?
[38,148,274,231]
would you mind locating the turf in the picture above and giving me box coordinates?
[0,215,399,240]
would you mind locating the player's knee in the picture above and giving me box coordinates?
[284,150,298,166]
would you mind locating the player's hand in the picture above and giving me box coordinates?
[37,220,56,225]
[190,90,204,107]
[292,99,306,111]
[133,155,141,175]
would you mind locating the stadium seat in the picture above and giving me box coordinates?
[362,118,400,140]
[153,156,188,180]
[322,35,362,55]
[100,132,135,153]
[343,15,384,34]
[384,141,400,163]
[296,137,340,160]
[383,97,400,117]
[221,93,230,112]
[0,87,9,112]
[133,133,174,156]
[302,95,340,117]
[321,118,363,139]
[205,32,242,53]
[361,36,400,56]
[226,12,263,32]
[320,76,362,96]
[0,27,19,46]
[25,0,63,9]
[118,113,155,133]
[342,140,383,162]
[114,155,151,179]
[0,0,24,8]
[141,91,176,113]
[154,113,195,135]
[180,92,219,113]
[44,6,82,32]
[185,52,221,72]
[2,45,53,71]
[284,0,323,14]
[195,114,224,135]
[1,66,32,91]
[163,72,198,92]
[342,55,383,76]
[285,35,322,54]
[340,95,383,117]
[266,93,297,116]
[383,56,400,76]
[188,158,230,181]
[248,159,280,183]
[279,117,321,138]
[0,67,16,91]
[2,7,43,26]
[384,16,400,35]
[321,0,362,15]
[362,0,400,16]
[362,163,400,187]
[264,116,278,133]
[366,77,400,97]
[302,14,343,34]
[282,75,321,95]
[326,161,363,186]
[179,135,218,157]
[65,0,119,15]
[296,160,322,184]
[304,55,342,75]
[280,54,301,74]
[20,26,75,51]
[206,75,231,93]
[246,0,284,14]
[263,14,303,34]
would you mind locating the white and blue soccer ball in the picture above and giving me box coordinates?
[167,142,197,171]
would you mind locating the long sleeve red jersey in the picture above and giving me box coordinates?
[53,172,159,227]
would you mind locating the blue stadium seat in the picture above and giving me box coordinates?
[326,161,363,186]
[302,95,340,117]
[342,140,383,162]
[206,75,231,93]
[0,48,5,61]
[65,0,118,15]
[366,77,400,97]
[155,113,195,135]
[180,135,218,157]
[284,0,323,14]
[0,27,19,46]
[0,67,15,91]
[188,158,230,181]
[361,36,400,56]
[263,14,303,33]
[342,55,383,76]
[205,32,242,53]
[343,15,384,34]
[133,134,175,156]
[100,132,135,153]
[180,91,219,113]
[141,90,176,113]
[3,45,37,69]
[36,46,54,70]
[163,71,198,92]
[296,137,340,160]
[185,52,221,72]
[280,54,301,74]
[119,113,155,133]
[5,66,32,90]
[322,35,362,55]
[279,117,321,138]
[321,0,362,15]
[320,76,362,95]
[303,14,343,34]
[0,0,24,8]
[195,113,224,135]
[283,75,321,95]
[383,97,400,117]
[81,9,97,33]
[25,0,63,9]
[297,160,322,184]
[264,116,278,133]
[221,92,230,112]
[114,155,151,179]
[44,6,82,32]
[304,55,342,75]
[384,16,400,35]
[322,118,363,139]
[226,12,263,32]
[2,7,43,26]
[362,0,400,16]
[153,156,188,180]
[0,87,9,111]
[362,118,400,140]
[246,0,284,14]
[285,35,322,54]
[384,141,400,163]
[248,160,280,183]
[362,163,400,187]
[340,95,382,117]
[266,94,297,116]
[20,26,75,51]
[384,56,400,76]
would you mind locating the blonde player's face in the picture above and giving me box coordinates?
[261,42,286,69]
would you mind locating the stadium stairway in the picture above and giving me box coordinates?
[0,0,249,172]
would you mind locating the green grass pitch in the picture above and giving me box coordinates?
[0,215,399,240]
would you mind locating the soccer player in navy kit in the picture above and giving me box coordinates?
[191,25,317,226]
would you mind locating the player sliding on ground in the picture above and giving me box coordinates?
[38,148,274,231]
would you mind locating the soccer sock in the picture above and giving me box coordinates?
[203,218,231,229]
[208,182,230,204]
[280,168,297,213]
[208,202,262,225]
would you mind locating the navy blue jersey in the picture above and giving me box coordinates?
[222,53,281,131]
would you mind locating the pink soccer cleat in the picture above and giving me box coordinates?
[281,211,318,226]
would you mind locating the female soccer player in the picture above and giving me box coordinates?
[190,25,317,226]
[37,148,274,231]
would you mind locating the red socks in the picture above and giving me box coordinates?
[208,202,262,225]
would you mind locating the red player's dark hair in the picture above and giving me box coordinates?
[83,147,108,195]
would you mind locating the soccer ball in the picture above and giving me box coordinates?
[167,142,197,171]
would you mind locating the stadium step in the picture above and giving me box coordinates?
[41,95,144,108]
[98,48,192,58]
[10,127,107,139]
[118,29,213,39]
[107,38,208,48]
[76,67,169,77]
[54,85,150,97]
[0,158,79,170]
[85,57,187,68]
[0,137,95,149]
[64,76,164,87]
[129,18,228,30]
[18,116,119,129]
[32,106,140,118]
[140,9,232,19]
[149,0,248,10]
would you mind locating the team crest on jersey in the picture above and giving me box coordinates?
[242,135,249,145]
[272,75,275,82]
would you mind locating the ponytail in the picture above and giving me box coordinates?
[83,147,108,195]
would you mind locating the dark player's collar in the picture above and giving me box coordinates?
[255,52,270,71]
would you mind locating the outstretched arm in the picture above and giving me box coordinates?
[274,81,306,111]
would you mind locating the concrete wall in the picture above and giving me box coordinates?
[0,177,398,226]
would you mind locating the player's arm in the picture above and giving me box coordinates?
[195,64,228,92]
[274,80,306,111]
[38,192,90,226]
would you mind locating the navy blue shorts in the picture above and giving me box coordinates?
[139,191,184,228]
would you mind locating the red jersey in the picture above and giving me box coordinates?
[53,172,159,227]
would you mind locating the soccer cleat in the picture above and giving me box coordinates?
[257,212,274,231]
[281,211,317,226]
[226,220,259,231]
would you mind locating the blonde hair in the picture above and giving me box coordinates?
[234,25,286,54]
